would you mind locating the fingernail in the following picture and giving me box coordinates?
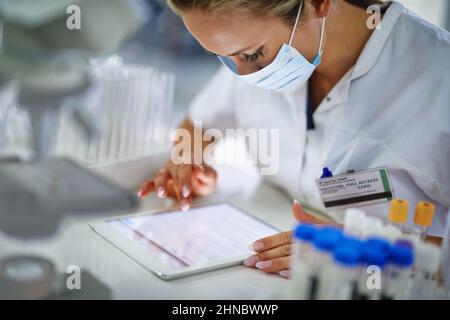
[255,261,272,270]
[293,199,300,205]
[243,255,259,267]
[249,241,264,252]
[181,202,190,212]
[279,270,291,278]
[157,187,166,198]
[181,185,190,198]
[137,190,143,197]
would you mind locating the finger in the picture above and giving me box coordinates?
[257,244,292,261]
[191,174,216,196]
[279,270,291,278]
[173,181,192,212]
[250,231,292,253]
[292,200,333,225]
[138,181,155,198]
[243,244,292,268]
[154,170,171,198]
[193,166,217,186]
[255,256,291,274]
[177,165,193,199]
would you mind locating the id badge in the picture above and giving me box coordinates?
[315,167,395,209]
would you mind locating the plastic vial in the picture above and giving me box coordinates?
[359,243,389,300]
[413,201,436,239]
[381,224,402,243]
[344,208,367,238]
[311,227,344,300]
[327,244,363,300]
[442,212,450,299]
[410,242,441,299]
[382,244,414,300]
[361,216,384,239]
[388,199,409,233]
[288,224,318,300]
[358,237,391,300]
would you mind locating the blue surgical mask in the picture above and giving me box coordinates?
[218,1,326,93]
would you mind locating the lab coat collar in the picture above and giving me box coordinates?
[350,1,403,81]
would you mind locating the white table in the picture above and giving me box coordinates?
[0,164,303,299]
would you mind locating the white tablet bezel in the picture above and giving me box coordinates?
[88,203,279,280]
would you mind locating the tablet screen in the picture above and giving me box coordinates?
[108,203,278,270]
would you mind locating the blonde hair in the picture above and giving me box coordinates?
[166,0,381,24]
[166,0,309,24]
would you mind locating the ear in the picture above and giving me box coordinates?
[310,0,333,19]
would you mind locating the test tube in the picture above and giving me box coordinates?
[287,224,318,300]
[328,243,364,300]
[380,224,402,243]
[361,216,384,239]
[358,239,390,300]
[311,227,344,300]
[388,199,409,233]
[382,244,414,300]
[344,208,366,238]
[443,213,450,300]
[413,201,436,239]
[410,242,441,300]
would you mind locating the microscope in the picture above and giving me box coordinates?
[0,0,148,299]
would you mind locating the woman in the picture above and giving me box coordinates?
[139,0,450,277]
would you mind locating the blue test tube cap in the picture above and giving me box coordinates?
[365,237,392,254]
[362,246,389,269]
[294,224,317,242]
[313,227,344,252]
[338,236,364,250]
[333,245,362,267]
[389,244,414,267]
[394,239,414,249]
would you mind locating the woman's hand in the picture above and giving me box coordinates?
[138,161,217,211]
[243,200,337,278]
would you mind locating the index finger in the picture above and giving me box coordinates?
[250,231,292,253]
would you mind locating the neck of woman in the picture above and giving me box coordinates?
[314,0,379,86]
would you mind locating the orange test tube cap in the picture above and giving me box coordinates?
[413,201,436,227]
[388,199,409,225]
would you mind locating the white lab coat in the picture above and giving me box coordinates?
[188,2,450,236]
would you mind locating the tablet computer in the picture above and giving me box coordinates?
[89,203,279,280]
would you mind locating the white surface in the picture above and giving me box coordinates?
[0,164,297,299]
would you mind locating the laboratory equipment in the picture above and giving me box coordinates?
[328,243,363,300]
[343,208,366,237]
[410,242,441,299]
[358,242,389,300]
[288,204,448,300]
[382,244,414,300]
[311,227,344,300]
[287,224,318,300]
[0,0,149,299]
[54,56,174,166]
[388,199,409,232]
[413,201,436,238]
[442,212,450,299]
